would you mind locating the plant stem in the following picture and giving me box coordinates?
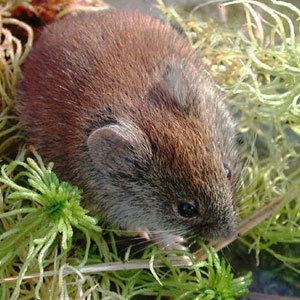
[194,195,284,260]
[0,257,192,283]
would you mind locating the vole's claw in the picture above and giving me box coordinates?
[136,228,150,240]
[135,228,188,251]
[173,244,188,251]
[150,232,188,251]
[172,235,186,244]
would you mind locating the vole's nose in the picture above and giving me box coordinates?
[199,205,238,241]
[223,223,238,240]
[219,208,238,240]
[204,223,237,242]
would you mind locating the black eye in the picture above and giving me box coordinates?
[223,163,232,179]
[178,202,198,218]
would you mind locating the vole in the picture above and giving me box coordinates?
[17,10,238,249]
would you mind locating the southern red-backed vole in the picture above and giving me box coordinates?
[17,10,238,249]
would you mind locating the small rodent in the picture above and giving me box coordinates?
[17,10,238,249]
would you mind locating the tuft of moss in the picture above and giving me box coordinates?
[0,148,102,299]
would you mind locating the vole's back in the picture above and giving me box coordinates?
[18,10,198,177]
[18,10,237,240]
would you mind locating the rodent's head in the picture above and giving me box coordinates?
[86,60,238,242]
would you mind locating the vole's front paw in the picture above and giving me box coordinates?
[137,228,187,251]
[136,228,192,265]
[151,232,187,251]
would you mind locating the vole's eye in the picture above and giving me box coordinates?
[223,163,231,179]
[178,202,198,218]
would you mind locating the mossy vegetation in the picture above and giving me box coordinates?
[0,0,299,298]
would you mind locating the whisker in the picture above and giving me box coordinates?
[128,229,190,258]
[128,242,157,259]
[121,241,152,258]
[220,247,235,273]
[103,236,146,247]
[101,228,182,235]
[98,228,193,258]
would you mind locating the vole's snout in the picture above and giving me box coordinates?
[218,217,238,240]
[199,220,237,242]
[172,188,238,242]
[195,202,238,242]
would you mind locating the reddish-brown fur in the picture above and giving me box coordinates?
[17,10,238,244]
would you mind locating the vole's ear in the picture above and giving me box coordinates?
[87,123,142,172]
[162,63,189,101]
[150,62,190,109]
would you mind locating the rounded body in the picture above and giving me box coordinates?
[18,10,238,243]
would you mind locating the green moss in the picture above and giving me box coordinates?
[0,148,101,298]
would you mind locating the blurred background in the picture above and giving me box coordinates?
[105,0,300,19]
